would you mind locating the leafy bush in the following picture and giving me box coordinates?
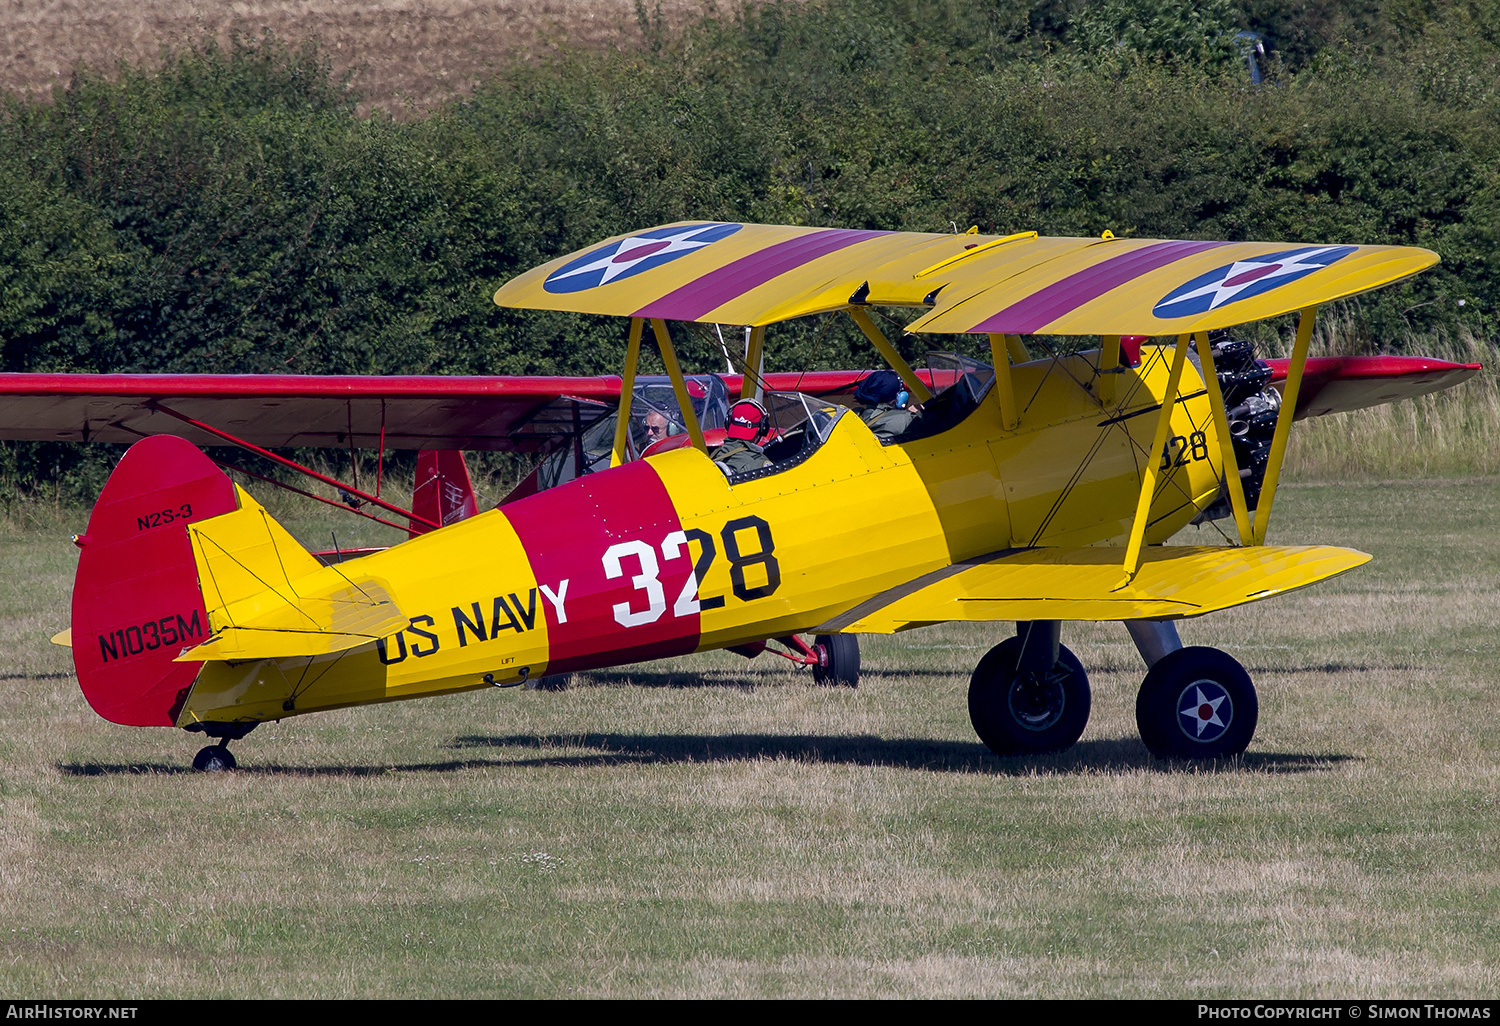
[1,5,1498,495]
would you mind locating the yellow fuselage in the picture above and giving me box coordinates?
[180,347,1221,727]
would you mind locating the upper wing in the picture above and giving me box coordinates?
[814,544,1371,633]
[493,221,968,324]
[1266,355,1481,419]
[492,221,1438,334]
[907,239,1436,336]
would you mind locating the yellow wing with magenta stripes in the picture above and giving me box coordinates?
[492,220,1437,334]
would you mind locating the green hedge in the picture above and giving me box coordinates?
[2,2,1499,496]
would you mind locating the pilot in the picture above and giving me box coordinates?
[643,410,678,448]
[712,399,773,477]
[854,370,921,442]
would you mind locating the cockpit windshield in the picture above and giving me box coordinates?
[925,352,996,404]
[730,392,846,480]
[636,387,847,481]
[627,375,731,454]
[762,391,844,448]
[863,352,996,445]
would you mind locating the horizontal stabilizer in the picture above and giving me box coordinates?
[815,544,1370,633]
[176,580,408,661]
[180,486,407,661]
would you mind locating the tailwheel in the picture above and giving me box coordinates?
[968,637,1090,756]
[192,744,237,772]
[187,721,254,772]
[1135,646,1258,760]
[811,634,860,687]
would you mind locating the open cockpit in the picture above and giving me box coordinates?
[514,347,1005,497]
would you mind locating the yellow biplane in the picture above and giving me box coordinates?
[3,222,1479,770]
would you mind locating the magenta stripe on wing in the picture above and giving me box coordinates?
[968,240,1228,334]
[634,229,890,321]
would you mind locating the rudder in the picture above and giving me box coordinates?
[71,436,239,726]
[409,449,478,537]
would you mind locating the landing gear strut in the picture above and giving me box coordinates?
[968,622,1090,756]
[723,633,860,685]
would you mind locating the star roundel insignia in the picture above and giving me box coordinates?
[1177,681,1233,742]
[543,223,743,294]
[1153,245,1357,319]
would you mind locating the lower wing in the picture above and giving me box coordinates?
[815,544,1370,633]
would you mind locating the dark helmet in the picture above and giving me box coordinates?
[854,370,902,406]
[726,399,770,442]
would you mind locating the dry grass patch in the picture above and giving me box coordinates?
[1,0,712,113]
[1,480,1499,996]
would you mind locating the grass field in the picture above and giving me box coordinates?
[0,477,1498,998]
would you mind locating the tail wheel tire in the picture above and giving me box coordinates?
[192,744,237,772]
[968,638,1090,756]
[1135,646,1258,760]
[811,634,860,687]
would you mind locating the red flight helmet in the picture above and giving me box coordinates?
[726,399,770,443]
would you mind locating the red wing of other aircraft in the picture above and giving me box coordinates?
[0,370,887,450]
[0,355,1476,539]
[0,358,1477,453]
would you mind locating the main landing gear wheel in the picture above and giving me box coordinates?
[811,634,860,687]
[1135,646,1258,760]
[968,638,1091,756]
[192,744,237,772]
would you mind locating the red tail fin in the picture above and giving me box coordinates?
[71,436,238,726]
[408,450,478,537]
